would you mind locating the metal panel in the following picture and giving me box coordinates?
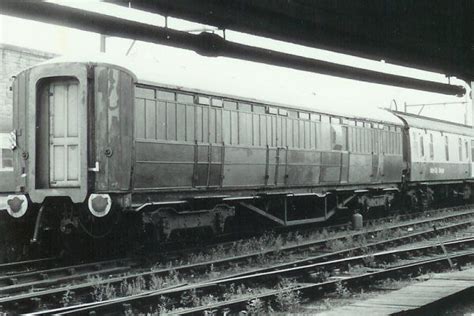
[383,155,404,182]
[348,153,372,183]
[286,149,320,186]
[95,67,134,191]
[370,153,386,182]
[274,147,287,185]
[320,152,341,183]
[12,72,28,192]
[410,162,470,182]
[135,141,194,188]
[49,80,80,187]
[222,146,266,187]
[340,152,349,183]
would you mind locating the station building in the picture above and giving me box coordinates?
[0,44,56,191]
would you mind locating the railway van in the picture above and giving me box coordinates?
[394,111,474,207]
[4,54,471,245]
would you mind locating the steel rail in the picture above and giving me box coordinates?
[162,206,474,265]
[0,257,58,276]
[44,237,474,315]
[0,258,136,295]
[4,211,472,314]
[210,218,474,282]
[170,251,474,315]
[161,205,471,262]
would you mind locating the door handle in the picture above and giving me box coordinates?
[88,161,100,172]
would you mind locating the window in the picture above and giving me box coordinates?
[267,107,278,115]
[310,113,320,121]
[177,93,193,104]
[420,136,424,157]
[288,110,297,118]
[136,87,155,99]
[211,98,223,107]
[299,112,310,120]
[223,100,237,110]
[321,115,330,123]
[156,90,174,101]
[429,134,434,159]
[239,103,252,112]
[278,108,288,116]
[197,96,210,105]
[253,105,265,114]
[458,138,462,161]
[445,136,449,161]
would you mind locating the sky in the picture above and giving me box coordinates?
[0,1,471,124]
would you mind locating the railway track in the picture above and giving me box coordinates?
[161,205,470,262]
[2,207,472,314]
[158,207,474,271]
[39,235,474,315]
[0,257,58,276]
[0,258,137,297]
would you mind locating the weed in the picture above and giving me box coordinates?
[335,281,351,298]
[88,275,116,302]
[120,276,146,296]
[270,279,302,312]
[180,289,200,307]
[246,297,265,315]
[199,294,219,306]
[222,283,236,301]
[148,270,182,292]
[326,238,346,251]
[362,254,376,267]
[60,289,73,307]
[294,231,304,244]
[149,274,165,291]
[91,282,116,302]
[156,295,173,314]
[168,269,181,284]
[273,234,284,252]
[321,228,330,239]
[274,288,301,312]
[236,283,247,295]
[203,309,218,316]
[255,253,270,265]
